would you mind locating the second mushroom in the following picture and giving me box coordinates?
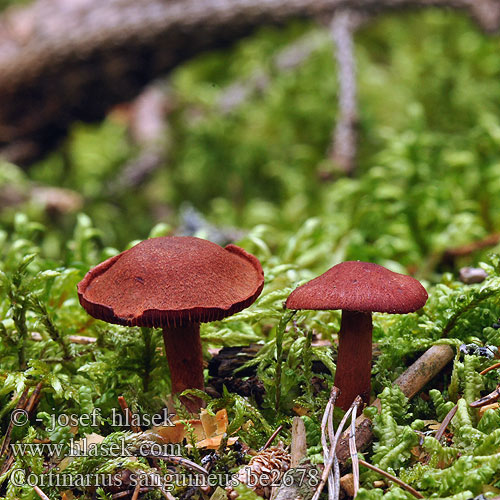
[286,261,427,410]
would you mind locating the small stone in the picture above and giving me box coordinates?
[459,267,488,284]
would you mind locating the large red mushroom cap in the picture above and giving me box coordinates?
[77,236,264,327]
[285,261,427,313]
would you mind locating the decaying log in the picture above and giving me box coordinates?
[336,344,454,465]
[0,0,499,164]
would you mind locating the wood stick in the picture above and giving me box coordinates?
[131,482,141,500]
[358,459,423,498]
[291,417,307,468]
[336,344,454,465]
[480,361,500,376]
[33,486,51,500]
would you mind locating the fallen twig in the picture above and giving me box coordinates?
[434,404,458,442]
[25,382,43,416]
[108,84,173,193]
[217,33,324,115]
[321,386,339,500]
[262,424,284,451]
[348,398,360,496]
[336,345,454,465]
[33,485,51,500]
[480,361,500,376]
[314,396,360,500]
[131,481,141,500]
[358,459,423,499]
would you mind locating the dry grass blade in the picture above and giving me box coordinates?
[262,424,283,451]
[321,387,339,500]
[348,397,362,497]
[480,361,500,376]
[358,459,423,499]
[314,397,356,500]
[327,396,338,500]
[435,404,458,442]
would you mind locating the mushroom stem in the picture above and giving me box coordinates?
[162,323,205,412]
[334,311,372,410]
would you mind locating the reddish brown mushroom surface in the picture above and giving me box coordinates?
[286,261,427,410]
[78,236,264,412]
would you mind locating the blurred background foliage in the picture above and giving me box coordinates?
[0,9,499,281]
[2,4,500,497]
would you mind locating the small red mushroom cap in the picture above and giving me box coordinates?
[286,261,427,314]
[77,236,264,327]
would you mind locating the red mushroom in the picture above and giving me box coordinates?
[285,261,427,410]
[77,236,264,412]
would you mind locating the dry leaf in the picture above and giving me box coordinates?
[292,405,310,416]
[479,403,499,418]
[200,410,218,437]
[196,436,238,450]
[150,419,205,443]
[215,409,228,435]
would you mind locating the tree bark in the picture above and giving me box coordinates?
[0,0,499,164]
